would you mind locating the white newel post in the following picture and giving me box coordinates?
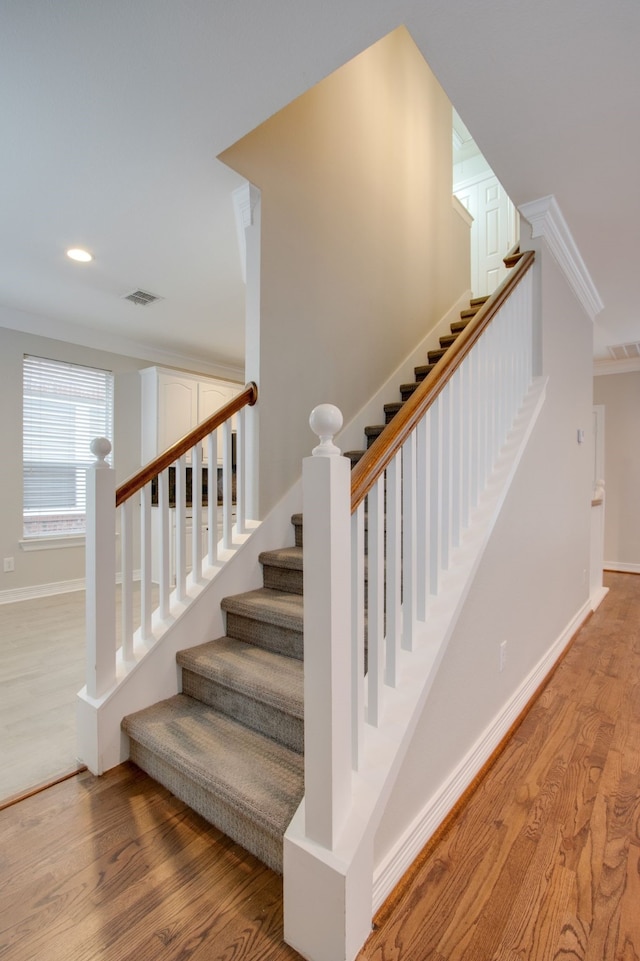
[303,404,353,848]
[85,437,116,699]
[284,405,373,961]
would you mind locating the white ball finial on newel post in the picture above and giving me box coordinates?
[309,404,343,457]
[90,436,112,469]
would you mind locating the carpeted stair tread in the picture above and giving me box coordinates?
[122,694,304,836]
[427,347,447,364]
[178,637,303,719]
[450,318,470,334]
[439,333,458,348]
[259,546,303,571]
[222,588,303,632]
[414,363,436,381]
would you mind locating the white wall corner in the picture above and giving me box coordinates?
[519,195,603,322]
[451,193,473,227]
[232,182,260,283]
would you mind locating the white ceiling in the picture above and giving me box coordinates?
[2,0,638,372]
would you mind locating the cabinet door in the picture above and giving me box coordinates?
[158,376,198,453]
[198,382,239,465]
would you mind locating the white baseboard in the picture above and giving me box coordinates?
[590,585,609,611]
[372,597,593,911]
[604,561,640,575]
[0,577,86,605]
[0,569,143,606]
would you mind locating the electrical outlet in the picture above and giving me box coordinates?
[499,640,507,673]
[3,557,15,573]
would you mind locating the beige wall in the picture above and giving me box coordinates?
[374,237,595,864]
[593,370,640,570]
[0,322,153,593]
[221,26,469,513]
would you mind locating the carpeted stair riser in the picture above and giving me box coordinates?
[259,547,303,595]
[222,590,303,660]
[182,668,304,753]
[292,513,303,548]
[178,636,304,753]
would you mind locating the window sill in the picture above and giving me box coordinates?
[20,535,85,552]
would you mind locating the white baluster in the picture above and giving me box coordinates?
[207,431,217,565]
[120,497,134,661]
[416,415,428,621]
[192,443,203,583]
[140,483,153,642]
[401,432,417,651]
[351,503,365,770]
[222,419,233,549]
[429,397,440,596]
[158,469,170,619]
[367,476,385,726]
[85,437,116,698]
[175,455,187,601]
[385,450,401,687]
[460,356,471,531]
[303,404,352,848]
[440,382,451,572]
[236,407,246,534]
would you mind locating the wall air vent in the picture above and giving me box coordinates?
[123,289,162,307]
[607,342,640,361]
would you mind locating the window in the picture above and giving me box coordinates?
[23,355,114,539]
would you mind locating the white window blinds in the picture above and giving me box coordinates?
[23,355,114,538]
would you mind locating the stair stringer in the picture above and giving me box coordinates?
[283,375,548,961]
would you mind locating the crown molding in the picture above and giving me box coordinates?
[519,195,604,322]
[593,356,640,376]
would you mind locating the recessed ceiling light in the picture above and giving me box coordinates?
[66,247,93,263]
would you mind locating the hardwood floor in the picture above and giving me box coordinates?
[359,570,640,960]
[0,572,638,961]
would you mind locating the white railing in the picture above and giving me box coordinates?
[301,259,535,845]
[85,384,257,699]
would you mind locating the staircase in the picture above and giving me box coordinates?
[121,295,488,874]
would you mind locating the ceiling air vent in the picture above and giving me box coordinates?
[123,289,162,307]
[607,342,640,361]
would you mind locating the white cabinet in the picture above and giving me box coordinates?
[140,366,240,465]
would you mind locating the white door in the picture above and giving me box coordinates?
[454,174,518,297]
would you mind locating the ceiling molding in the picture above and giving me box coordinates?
[593,356,640,376]
[519,195,604,322]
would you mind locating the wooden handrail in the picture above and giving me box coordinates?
[115,381,258,508]
[503,243,522,269]
[350,251,535,512]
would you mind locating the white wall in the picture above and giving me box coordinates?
[0,319,153,594]
[221,26,470,514]
[593,370,640,571]
[373,236,595,865]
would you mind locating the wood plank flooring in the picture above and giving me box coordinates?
[359,571,640,960]
[0,572,638,961]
